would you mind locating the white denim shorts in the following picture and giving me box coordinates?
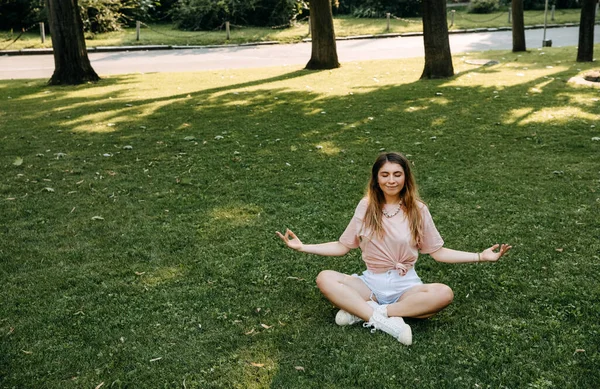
[353,268,423,305]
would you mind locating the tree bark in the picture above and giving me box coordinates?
[420,0,454,79]
[46,0,100,85]
[576,0,596,62]
[305,0,340,70]
[511,0,526,52]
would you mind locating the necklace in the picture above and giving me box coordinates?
[382,202,402,218]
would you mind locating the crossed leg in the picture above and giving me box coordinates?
[316,270,454,320]
[387,283,454,319]
[315,270,376,321]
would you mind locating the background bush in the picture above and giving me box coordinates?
[333,0,422,18]
[468,0,500,14]
[172,0,302,30]
[0,0,44,29]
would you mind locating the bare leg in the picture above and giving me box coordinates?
[316,270,376,321]
[386,283,454,319]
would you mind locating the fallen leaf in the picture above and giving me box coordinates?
[150,357,162,362]
[42,187,55,192]
[250,362,264,367]
[260,323,273,329]
[95,382,105,389]
[91,216,104,221]
[295,366,305,372]
[123,145,133,150]
[7,327,14,335]
[555,248,563,252]
[135,271,145,276]
[184,136,196,141]
[245,329,255,335]
[13,157,23,166]
[21,350,33,354]
[76,180,84,185]
[573,349,585,354]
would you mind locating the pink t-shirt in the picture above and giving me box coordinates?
[339,198,444,275]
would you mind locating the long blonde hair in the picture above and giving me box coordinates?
[364,152,424,246]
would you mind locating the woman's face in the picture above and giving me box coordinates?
[377,161,405,201]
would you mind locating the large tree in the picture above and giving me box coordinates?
[305,0,339,70]
[46,0,100,85]
[421,0,453,79]
[511,0,526,52]
[576,0,596,62]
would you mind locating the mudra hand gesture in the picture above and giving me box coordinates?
[480,244,512,262]
[276,229,303,251]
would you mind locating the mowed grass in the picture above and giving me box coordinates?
[1,46,599,388]
[0,9,585,50]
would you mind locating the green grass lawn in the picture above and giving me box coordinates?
[1,45,599,388]
[0,9,586,50]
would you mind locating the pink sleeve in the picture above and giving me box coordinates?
[418,204,444,254]
[339,199,368,249]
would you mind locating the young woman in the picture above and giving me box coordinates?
[277,152,511,345]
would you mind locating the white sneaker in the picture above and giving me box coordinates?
[335,300,380,326]
[364,311,413,346]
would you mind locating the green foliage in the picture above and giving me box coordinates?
[468,0,500,14]
[336,0,421,18]
[0,0,44,29]
[172,0,302,30]
[523,0,580,10]
[79,0,157,33]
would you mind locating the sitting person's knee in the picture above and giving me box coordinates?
[316,270,337,292]
[437,284,454,306]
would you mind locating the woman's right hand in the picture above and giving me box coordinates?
[276,229,303,251]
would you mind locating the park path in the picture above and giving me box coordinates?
[0,26,597,80]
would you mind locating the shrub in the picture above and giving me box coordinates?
[349,0,421,18]
[0,0,44,29]
[172,0,301,30]
[468,0,500,14]
[79,0,156,33]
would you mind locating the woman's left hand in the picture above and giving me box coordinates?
[481,244,512,262]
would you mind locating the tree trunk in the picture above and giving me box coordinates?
[576,0,596,62]
[511,0,526,52]
[46,0,99,85]
[305,0,340,70]
[420,0,454,79]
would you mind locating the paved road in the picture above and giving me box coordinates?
[0,26,597,80]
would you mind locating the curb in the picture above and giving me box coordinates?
[0,22,586,56]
